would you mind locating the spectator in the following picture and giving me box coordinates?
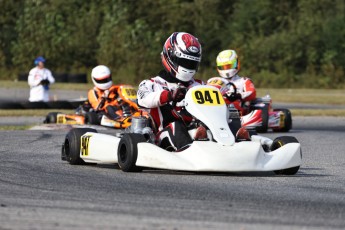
[28,56,55,102]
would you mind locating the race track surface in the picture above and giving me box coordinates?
[0,117,345,229]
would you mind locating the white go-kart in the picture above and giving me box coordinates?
[61,85,302,175]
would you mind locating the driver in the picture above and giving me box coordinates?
[137,32,206,151]
[208,49,256,115]
[88,65,132,119]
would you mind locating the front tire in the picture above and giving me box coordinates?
[270,136,300,175]
[117,133,146,172]
[62,128,97,165]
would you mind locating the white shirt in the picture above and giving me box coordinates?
[28,67,55,102]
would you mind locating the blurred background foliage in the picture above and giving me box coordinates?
[0,0,344,88]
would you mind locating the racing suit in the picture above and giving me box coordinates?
[208,74,256,115]
[28,67,55,102]
[137,70,203,151]
[88,85,130,119]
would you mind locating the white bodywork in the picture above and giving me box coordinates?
[80,85,302,172]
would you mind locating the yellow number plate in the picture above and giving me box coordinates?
[120,86,137,100]
[191,89,224,106]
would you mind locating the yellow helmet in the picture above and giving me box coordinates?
[216,50,240,79]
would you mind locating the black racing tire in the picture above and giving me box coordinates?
[62,128,97,165]
[44,112,61,123]
[255,104,269,133]
[273,108,292,132]
[270,136,300,175]
[84,111,100,125]
[117,133,146,172]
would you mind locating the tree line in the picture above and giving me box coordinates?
[0,0,344,88]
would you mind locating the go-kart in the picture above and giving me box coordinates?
[207,78,292,133]
[44,85,139,129]
[61,85,302,174]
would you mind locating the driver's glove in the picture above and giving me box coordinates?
[226,91,242,102]
[171,87,187,102]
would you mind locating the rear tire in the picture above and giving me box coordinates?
[85,112,100,125]
[44,112,61,123]
[273,108,292,132]
[270,136,300,175]
[62,128,97,165]
[255,104,269,133]
[117,133,146,172]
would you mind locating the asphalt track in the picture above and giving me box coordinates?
[0,117,345,229]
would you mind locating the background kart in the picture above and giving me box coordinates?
[61,85,302,175]
[207,78,292,133]
[44,84,139,129]
[241,95,292,133]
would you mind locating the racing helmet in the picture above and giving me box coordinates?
[216,50,240,79]
[91,65,113,90]
[161,32,202,82]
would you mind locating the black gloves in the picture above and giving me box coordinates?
[40,79,50,86]
[226,92,242,102]
[171,87,187,102]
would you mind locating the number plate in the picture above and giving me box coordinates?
[120,86,137,100]
[191,89,224,106]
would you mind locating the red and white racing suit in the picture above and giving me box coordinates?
[208,75,256,115]
[137,70,203,150]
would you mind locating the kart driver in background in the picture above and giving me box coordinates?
[207,49,256,115]
[137,32,207,151]
[88,65,131,120]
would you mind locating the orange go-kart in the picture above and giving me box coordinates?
[44,85,140,129]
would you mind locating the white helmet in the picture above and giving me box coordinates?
[216,50,240,79]
[91,65,112,90]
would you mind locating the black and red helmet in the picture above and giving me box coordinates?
[161,32,202,82]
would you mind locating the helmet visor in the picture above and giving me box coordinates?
[217,61,238,70]
[176,57,200,70]
[94,76,112,84]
